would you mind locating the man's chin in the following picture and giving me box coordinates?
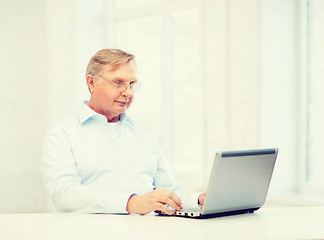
[114,107,128,114]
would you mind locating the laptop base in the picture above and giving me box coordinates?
[157,207,260,219]
[198,207,260,219]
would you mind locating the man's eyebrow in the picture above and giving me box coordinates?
[113,78,138,82]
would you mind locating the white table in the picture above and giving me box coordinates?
[1,207,323,240]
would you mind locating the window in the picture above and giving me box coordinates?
[305,0,324,187]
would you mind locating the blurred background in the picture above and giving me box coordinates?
[0,0,323,213]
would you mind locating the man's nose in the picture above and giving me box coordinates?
[122,85,133,96]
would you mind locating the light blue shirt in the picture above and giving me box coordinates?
[41,101,200,213]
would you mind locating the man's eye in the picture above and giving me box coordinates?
[115,81,124,85]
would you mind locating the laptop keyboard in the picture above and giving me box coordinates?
[173,210,201,217]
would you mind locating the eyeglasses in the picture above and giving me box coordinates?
[98,75,141,92]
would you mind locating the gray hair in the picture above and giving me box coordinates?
[86,49,135,76]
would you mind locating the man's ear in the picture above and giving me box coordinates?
[86,75,96,93]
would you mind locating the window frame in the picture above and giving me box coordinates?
[298,0,324,194]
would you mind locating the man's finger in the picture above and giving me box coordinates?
[153,189,183,211]
[158,198,180,211]
[168,193,183,209]
[156,203,174,215]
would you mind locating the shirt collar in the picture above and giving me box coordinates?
[77,100,128,125]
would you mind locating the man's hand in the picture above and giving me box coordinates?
[126,188,183,215]
[198,192,206,207]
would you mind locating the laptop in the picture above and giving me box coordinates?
[158,148,278,219]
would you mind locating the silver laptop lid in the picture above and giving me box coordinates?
[201,148,278,215]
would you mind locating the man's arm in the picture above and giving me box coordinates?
[41,127,133,213]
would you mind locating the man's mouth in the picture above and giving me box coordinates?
[115,100,128,106]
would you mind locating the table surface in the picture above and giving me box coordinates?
[1,207,324,240]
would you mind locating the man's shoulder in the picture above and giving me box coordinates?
[45,114,79,137]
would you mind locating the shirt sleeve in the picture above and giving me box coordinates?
[41,126,133,213]
[153,138,201,210]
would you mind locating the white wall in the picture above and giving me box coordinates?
[0,0,47,213]
[45,0,106,126]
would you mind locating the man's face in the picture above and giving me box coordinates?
[88,61,137,122]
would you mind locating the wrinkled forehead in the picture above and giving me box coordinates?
[100,61,138,80]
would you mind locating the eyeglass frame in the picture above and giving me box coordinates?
[97,75,141,92]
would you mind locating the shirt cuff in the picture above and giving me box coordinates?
[104,192,136,214]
